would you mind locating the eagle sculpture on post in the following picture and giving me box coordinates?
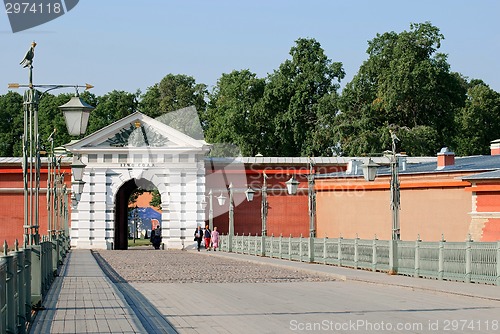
[20,41,36,68]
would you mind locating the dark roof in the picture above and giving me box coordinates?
[317,154,500,179]
[462,169,500,181]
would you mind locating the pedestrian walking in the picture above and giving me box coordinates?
[211,226,219,251]
[194,226,203,251]
[204,224,212,250]
[151,225,162,250]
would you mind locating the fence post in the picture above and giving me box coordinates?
[496,241,500,286]
[0,257,5,334]
[14,240,26,334]
[23,247,31,324]
[4,241,16,334]
[323,235,327,265]
[465,234,472,283]
[288,235,292,261]
[299,234,303,262]
[255,233,258,256]
[279,234,283,259]
[372,235,377,272]
[354,234,359,269]
[338,235,343,267]
[308,235,315,263]
[260,232,265,257]
[51,236,58,277]
[30,244,43,307]
[414,235,421,278]
[438,234,445,280]
[270,234,274,258]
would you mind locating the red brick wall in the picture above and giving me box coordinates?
[206,172,311,237]
[0,193,25,247]
[481,218,500,241]
[476,192,500,212]
[0,169,71,248]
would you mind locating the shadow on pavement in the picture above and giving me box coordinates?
[91,250,179,334]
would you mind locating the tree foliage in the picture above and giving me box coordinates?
[86,90,139,135]
[453,80,500,155]
[140,74,207,119]
[335,22,466,156]
[260,38,345,156]
[0,92,23,156]
[205,70,265,156]
[1,24,499,158]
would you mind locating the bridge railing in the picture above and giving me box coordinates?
[0,235,69,334]
[219,234,500,286]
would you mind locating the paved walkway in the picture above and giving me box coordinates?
[209,250,500,302]
[29,248,500,333]
[29,250,150,334]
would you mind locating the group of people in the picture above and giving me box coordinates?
[194,225,219,252]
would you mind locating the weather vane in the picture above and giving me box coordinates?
[19,41,37,87]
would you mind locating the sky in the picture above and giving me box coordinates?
[1,0,500,97]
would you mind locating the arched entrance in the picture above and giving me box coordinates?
[114,178,160,250]
[114,179,137,250]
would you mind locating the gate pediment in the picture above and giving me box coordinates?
[65,110,208,152]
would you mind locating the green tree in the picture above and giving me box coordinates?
[453,80,500,155]
[86,90,139,135]
[140,74,207,118]
[150,189,161,209]
[336,22,466,156]
[205,70,265,156]
[0,91,23,156]
[260,38,345,156]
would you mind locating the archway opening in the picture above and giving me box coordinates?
[114,178,160,250]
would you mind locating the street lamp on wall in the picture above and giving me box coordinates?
[362,158,379,182]
[216,192,227,206]
[285,175,300,195]
[244,187,256,202]
[71,155,86,206]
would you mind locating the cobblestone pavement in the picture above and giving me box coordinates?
[93,248,335,283]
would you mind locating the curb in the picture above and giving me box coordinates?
[192,250,500,302]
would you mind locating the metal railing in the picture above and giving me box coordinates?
[0,236,69,334]
[220,234,500,286]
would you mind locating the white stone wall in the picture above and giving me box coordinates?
[70,151,206,249]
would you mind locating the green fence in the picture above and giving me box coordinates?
[0,236,69,334]
[220,234,500,286]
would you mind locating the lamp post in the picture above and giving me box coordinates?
[241,173,268,256]
[214,184,256,253]
[208,189,214,231]
[261,174,268,256]
[245,165,315,260]
[9,41,94,247]
[362,131,400,274]
[283,160,316,261]
[47,129,57,242]
[308,162,316,239]
[133,206,138,243]
[228,183,234,252]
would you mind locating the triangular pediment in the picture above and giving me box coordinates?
[65,110,209,152]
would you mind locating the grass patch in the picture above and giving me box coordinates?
[128,238,152,247]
